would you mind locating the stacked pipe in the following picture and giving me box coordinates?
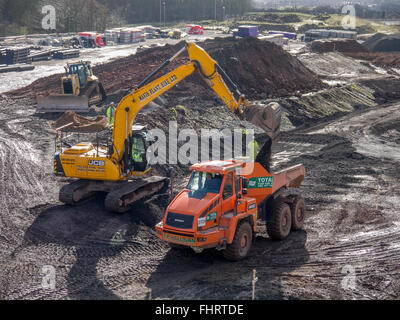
[53,49,80,60]
[5,47,31,65]
[0,48,5,65]
[0,64,35,73]
[28,49,57,62]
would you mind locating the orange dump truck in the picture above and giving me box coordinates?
[156,159,306,261]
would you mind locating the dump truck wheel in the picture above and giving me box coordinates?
[267,201,292,240]
[290,195,306,231]
[223,221,253,261]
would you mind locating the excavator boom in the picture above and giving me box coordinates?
[55,41,281,213]
[111,42,281,163]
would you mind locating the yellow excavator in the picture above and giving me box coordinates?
[37,61,106,113]
[53,42,281,212]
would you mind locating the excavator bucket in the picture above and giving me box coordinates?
[242,102,282,143]
[36,94,89,113]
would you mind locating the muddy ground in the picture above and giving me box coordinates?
[0,38,400,300]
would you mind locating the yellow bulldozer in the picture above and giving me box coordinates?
[53,42,281,213]
[37,61,106,113]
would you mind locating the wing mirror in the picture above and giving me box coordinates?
[241,177,248,195]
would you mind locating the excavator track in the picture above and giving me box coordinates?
[59,180,94,205]
[105,176,169,213]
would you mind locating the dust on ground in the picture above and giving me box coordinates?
[0,37,400,300]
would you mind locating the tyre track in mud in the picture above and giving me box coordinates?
[1,93,400,299]
[270,102,400,299]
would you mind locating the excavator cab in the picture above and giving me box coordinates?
[131,132,148,172]
[124,126,149,174]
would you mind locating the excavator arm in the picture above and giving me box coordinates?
[111,42,281,164]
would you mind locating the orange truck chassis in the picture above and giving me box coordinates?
[156,159,306,261]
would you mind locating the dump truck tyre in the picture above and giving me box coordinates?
[290,195,306,231]
[223,221,253,261]
[267,201,292,240]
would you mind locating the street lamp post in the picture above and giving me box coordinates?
[223,6,226,21]
[163,2,166,28]
[215,0,217,23]
[160,0,162,28]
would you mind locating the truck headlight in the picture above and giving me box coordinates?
[198,217,206,228]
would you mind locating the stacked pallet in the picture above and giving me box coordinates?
[104,30,119,43]
[5,47,31,65]
[131,28,145,43]
[120,29,132,44]
[53,49,80,60]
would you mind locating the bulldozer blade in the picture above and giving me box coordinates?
[242,102,282,143]
[36,94,89,113]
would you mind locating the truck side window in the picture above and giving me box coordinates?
[235,176,241,194]
[223,173,234,200]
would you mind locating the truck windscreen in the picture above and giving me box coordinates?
[187,171,222,194]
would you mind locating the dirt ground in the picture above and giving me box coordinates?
[0,38,400,300]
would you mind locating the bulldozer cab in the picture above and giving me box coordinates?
[68,63,90,88]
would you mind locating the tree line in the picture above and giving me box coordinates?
[0,0,252,36]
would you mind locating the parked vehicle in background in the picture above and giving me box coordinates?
[78,32,105,48]
[185,25,205,35]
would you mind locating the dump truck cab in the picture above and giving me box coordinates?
[156,159,306,261]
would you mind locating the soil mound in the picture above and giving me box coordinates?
[345,52,400,69]
[363,33,400,52]
[7,37,325,101]
[51,111,108,132]
[310,39,369,53]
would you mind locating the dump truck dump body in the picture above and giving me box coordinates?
[156,159,306,260]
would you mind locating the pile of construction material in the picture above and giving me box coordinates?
[305,29,357,42]
[0,46,35,73]
[104,29,120,44]
[105,26,155,44]
[269,31,297,40]
[234,26,259,38]
[0,64,35,73]
[258,34,288,46]
[4,47,31,65]
[119,28,145,44]
[28,49,58,62]
[310,39,369,53]
[53,49,80,60]
[0,48,5,64]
